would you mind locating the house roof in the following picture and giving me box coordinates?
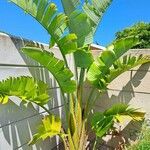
[91,43,105,50]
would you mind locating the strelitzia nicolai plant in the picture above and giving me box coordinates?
[0,0,150,149]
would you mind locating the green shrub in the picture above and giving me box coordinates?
[128,122,150,150]
[116,22,150,49]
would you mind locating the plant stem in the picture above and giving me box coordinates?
[73,55,78,81]
[78,68,85,86]
[35,103,52,115]
[77,68,85,102]
[62,53,69,68]
[84,87,96,118]
[62,92,69,124]
[93,136,98,150]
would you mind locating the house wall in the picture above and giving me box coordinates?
[0,33,150,149]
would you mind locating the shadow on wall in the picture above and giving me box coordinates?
[89,63,150,149]
[95,63,150,109]
[9,35,62,111]
[0,100,54,150]
[0,34,64,150]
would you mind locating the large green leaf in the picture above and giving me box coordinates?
[62,0,89,46]
[0,76,49,105]
[61,0,80,15]
[29,115,61,145]
[10,0,78,55]
[91,103,145,137]
[74,47,94,68]
[22,47,76,93]
[57,33,78,55]
[91,112,114,137]
[61,0,112,46]
[107,55,150,83]
[87,37,150,90]
[83,0,112,33]
[68,10,93,47]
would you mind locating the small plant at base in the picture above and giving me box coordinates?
[127,121,150,150]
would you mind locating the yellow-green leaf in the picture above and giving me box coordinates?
[29,115,61,145]
[0,76,49,105]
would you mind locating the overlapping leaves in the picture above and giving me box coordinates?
[22,47,76,93]
[61,0,112,68]
[29,115,62,145]
[10,0,78,55]
[10,0,112,69]
[0,76,49,105]
[62,0,112,46]
[91,103,145,137]
[87,37,150,90]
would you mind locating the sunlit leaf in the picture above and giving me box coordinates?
[29,115,61,145]
[87,37,150,90]
[0,76,49,105]
[22,47,76,93]
[91,103,145,137]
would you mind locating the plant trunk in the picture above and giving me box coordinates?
[62,119,88,150]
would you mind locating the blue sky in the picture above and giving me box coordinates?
[0,0,149,46]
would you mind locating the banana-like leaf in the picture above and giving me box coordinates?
[87,37,150,90]
[62,0,87,46]
[91,113,114,137]
[29,115,61,145]
[10,0,78,55]
[107,55,150,83]
[91,103,145,137]
[74,47,94,68]
[68,10,93,47]
[22,47,76,93]
[62,0,94,46]
[61,0,80,15]
[0,76,49,105]
[62,0,112,46]
[83,0,112,33]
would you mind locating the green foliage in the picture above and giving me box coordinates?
[10,0,78,56]
[29,115,62,145]
[74,47,94,68]
[61,0,112,68]
[115,22,150,49]
[2,0,150,149]
[0,76,49,105]
[22,47,76,93]
[83,0,112,34]
[87,37,150,90]
[62,0,112,46]
[128,123,150,150]
[91,103,145,137]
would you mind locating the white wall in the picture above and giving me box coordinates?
[0,33,70,150]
